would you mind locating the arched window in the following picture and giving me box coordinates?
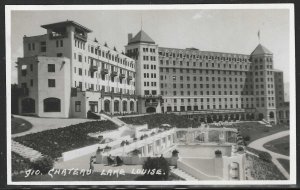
[130,101,134,111]
[44,98,61,112]
[122,101,127,112]
[104,100,110,112]
[114,100,119,112]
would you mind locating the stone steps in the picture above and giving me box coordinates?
[12,140,43,162]
[171,167,198,181]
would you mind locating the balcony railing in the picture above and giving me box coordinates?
[74,33,87,42]
[127,75,133,80]
[139,95,162,99]
[145,102,159,107]
[50,33,68,40]
[101,68,108,75]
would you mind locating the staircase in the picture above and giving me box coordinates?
[171,167,198,181]
[12,140,43,162]
[98,113,127,127]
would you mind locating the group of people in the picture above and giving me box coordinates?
[107,154,123,166]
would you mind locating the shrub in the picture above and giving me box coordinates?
[31,156,54,174]
[87,111,100,119]
[237,146,244,152]
[243,135,250,141]
[215,150,222,157]
[259,152,272,162]
[140,157,170,180]
[120,141,126,146]
[263,128,270,133]
[133,138,137,142]
[172,149,179,157]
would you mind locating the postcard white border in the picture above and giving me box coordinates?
[5,4,296,186]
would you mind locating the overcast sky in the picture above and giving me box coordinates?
[10,8,291,86]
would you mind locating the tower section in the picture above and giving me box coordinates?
[125,30,161,113]
[250,44,277,123]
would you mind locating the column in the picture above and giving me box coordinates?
[144,145,148,157]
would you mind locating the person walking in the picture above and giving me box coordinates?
[89,156,95,172]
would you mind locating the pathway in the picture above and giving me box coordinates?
[248,130,290,179]
[12,140,43,162]
[12,115,92,137]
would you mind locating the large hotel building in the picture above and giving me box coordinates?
[16,20,289,124]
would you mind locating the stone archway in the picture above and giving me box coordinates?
[258,113,264,120]
[269,111,275,119]
[114,100,120,112]
[122,101,127,112]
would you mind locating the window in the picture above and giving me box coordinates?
[75,101,81,112]
[44,97,61,112]
[57,53,63,57]
[40,41,46,52]
[48,79,56,87]
[48,64,55,72]
[78,55,82,62]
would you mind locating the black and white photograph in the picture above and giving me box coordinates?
[5,4,296,186]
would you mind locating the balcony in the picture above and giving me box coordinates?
[50,33,68,40]
[119,73,126,79]
[145,102,159,107]
[111,71,118,77]
[18,87,29,96]
[101,68,108,75]
[74,33,87,42]
[90,64,98,72]
[127,75,133,81]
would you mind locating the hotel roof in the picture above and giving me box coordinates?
[251,44,272,55]
[41,20,92,33]
[128,30,155,45]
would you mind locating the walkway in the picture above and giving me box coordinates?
[248,130,290,179]
[12,115,92,137]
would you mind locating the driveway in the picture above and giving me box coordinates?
[248,130,290,179]
[11,115,93,137]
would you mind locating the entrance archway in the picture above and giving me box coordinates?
[258,113,264,120]
[21,98,35,113]
[146,107,156,113]
[130,101,134,112]
[269,111,274,119]
[122,101,127,112]
[114,100,120,112]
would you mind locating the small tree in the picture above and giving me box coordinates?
[259,152,272,162]
[31,156,54,174]
[120,141,126,147]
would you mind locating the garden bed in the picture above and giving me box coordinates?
[246,154,286,180]
[120,114,201,129]
[14,120,118,158]
[11,152,32,176]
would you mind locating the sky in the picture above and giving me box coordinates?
[9,8,291,91]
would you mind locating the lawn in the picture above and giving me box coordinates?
[120,113,201,129]
[11,116,33,134]
[263,135,289,156]
[14,120,118,159]
[228,122,288,144]
[246,154,286,180]
[278,158,290,173]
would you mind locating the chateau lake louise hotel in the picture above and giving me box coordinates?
[16,20,288,124]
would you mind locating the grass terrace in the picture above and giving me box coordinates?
[13,120,118,158]
[278,158,290,173]
[263,135,289,156]
[11,116,33,134]
[120,113,201,129]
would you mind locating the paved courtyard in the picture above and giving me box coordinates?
[11,115,93,137]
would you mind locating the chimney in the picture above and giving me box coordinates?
[128,33,133,43]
